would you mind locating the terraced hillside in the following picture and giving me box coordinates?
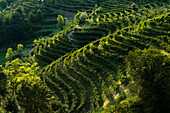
[31,25,110,66]
[1,0,170,113]
[39,11,170,112]
[87,3,170,29]
[31,3,170,66]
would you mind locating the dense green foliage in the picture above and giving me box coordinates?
[126,48,170,113]
[0,0,170,113]
[0,0,100,48]
[0,0,8,10]
[0,5,32,48]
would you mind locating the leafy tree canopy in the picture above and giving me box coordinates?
[126,48,170,113]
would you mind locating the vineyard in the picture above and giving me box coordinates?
[0,0,170,113]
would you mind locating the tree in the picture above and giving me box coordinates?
[0,65,9,97]
[0,65,22,113]
[3,58,54,112]
[17,44,23,53]
[16,44,24,57]
[13,75,53,112]
[14,5,24,15]
[29,12,36,23]
[0,12,3,26]
[0,12,3,38]
[36,9,44,22]
[131,3,138,11]
[2,12,12,25]
[6,0,17,5]
[5,48,14,61]
[10,11,24,40]
[23,18,32,38]
[57,15,65,30]
[74,12,88,25]
[0,0,7,10]
[95,7,102,14]
[14,5,25,21]
[74,11,81,24]
[0,4,32,47]
[126,48,170,113]
[79,12,88,23]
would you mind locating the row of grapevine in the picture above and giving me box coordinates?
[38,12,170,112]
[31,3,169,66]
[31,25,110,66]
[87,3,170,32]
[94,0,168,13]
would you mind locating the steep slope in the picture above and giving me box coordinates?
[39,12,170,112]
